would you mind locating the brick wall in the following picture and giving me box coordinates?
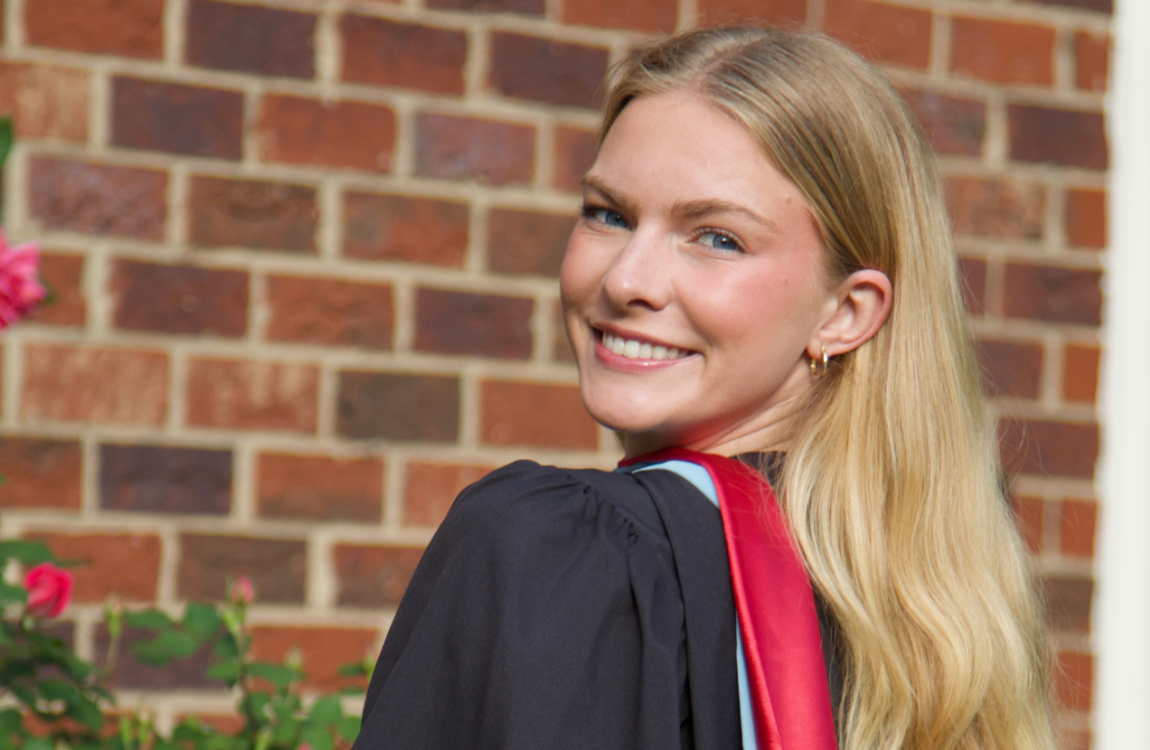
[0,0,1109,744]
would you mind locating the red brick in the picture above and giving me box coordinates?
[945,177,1045,240]
[250,626,377,691]
[975,339,1042,399]
[1060,499,1096,558]
[562,0,676,33]
[22,345,168,426]
[898,88,985,157]
[334,544,424,608]
[29,158,167,240]
[266,275,393,350]
[25,0,163,58]
[188,175,317,253]
[554,126,597,193]
[26,252,85,327]
[403,461,494,527]
[100,443,232,515]
[187,0,315,79]
[186,358,318,433]
[1063,344,1100,403]
[415,113,535,186]
[257,95,396,172]
[0,437,82,511]
[489,33,608,109]
[1066,189,1106,248]
[415,288,533,359]
[337,371,459,443]
[111,259,248,337]
[1055,651,1092,712]
[341,16,466,95]
[957,255,987,316]
[998,418,1098,479]
[552,299,575,363]
[257,452,384,523]
[823,0,932,70]
[951,17,1054,86]
[1003,263,1102,326]
[1034,0,1110,12]
[0,62,88,141]
[1075,31,1109,91]
[179,533,306,603]
[343,192,468,267]
[480,380,597,449]
[697,0,806,26]
[112,77,244,160]
[488,208,575,277]
[1011,495,1045,554]
[427,0,543,13]
[1008,105,1107,170]
[1045,577,1093,633]
[26,532,160,602]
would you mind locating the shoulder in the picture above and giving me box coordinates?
[439,460,674,549]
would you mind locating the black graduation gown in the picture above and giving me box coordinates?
[354,460,840,750]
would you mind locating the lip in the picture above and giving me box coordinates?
[591,325,699,372]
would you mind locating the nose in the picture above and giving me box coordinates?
[601,228,672,313]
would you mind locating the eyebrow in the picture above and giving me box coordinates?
[581,175,779,232]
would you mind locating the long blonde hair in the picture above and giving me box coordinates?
[600,27,1054,750]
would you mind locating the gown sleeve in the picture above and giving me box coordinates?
[352,461,695,750]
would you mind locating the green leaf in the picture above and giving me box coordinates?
[307,696,341,726]
[182,603,221,640]
[247,661,299,689]
[205,660,241,682]
[335,662,370,678]
[0,580,26,605]
[213,633,239,659]
[0,118,13,170]
[298,725,334,750]
[132,628,200,664]
[0,709,23,734]
[23,739,54,750]
[36,677,78,702]
[0,540,55,566]
[64,694,104,730]
[337,715,361,741]
[123,608,175,631]
[240,691,272,730]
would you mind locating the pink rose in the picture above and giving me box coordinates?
[0,231,46,329]
[23,562,73,618]
[230,575,254,605]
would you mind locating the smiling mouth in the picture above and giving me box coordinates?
[600,331,693,361]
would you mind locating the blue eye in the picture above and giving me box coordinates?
[582,206,630,229]
[697,231,742,253]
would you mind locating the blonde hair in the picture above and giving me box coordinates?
[601,27,1054,750]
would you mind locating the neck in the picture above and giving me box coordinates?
[622,390,809,460]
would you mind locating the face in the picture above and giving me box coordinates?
[560,91,839,457]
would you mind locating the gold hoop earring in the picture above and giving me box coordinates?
[809,346,830,378]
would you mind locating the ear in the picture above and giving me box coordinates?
[807,269,892,360]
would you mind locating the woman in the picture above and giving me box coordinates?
[353,26,1054,750]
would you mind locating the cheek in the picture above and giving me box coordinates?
[559,230,603,310]
[689,268,825,352]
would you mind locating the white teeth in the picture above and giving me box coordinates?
[602,333,689,361]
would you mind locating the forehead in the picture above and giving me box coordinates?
[589,92,799,211]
